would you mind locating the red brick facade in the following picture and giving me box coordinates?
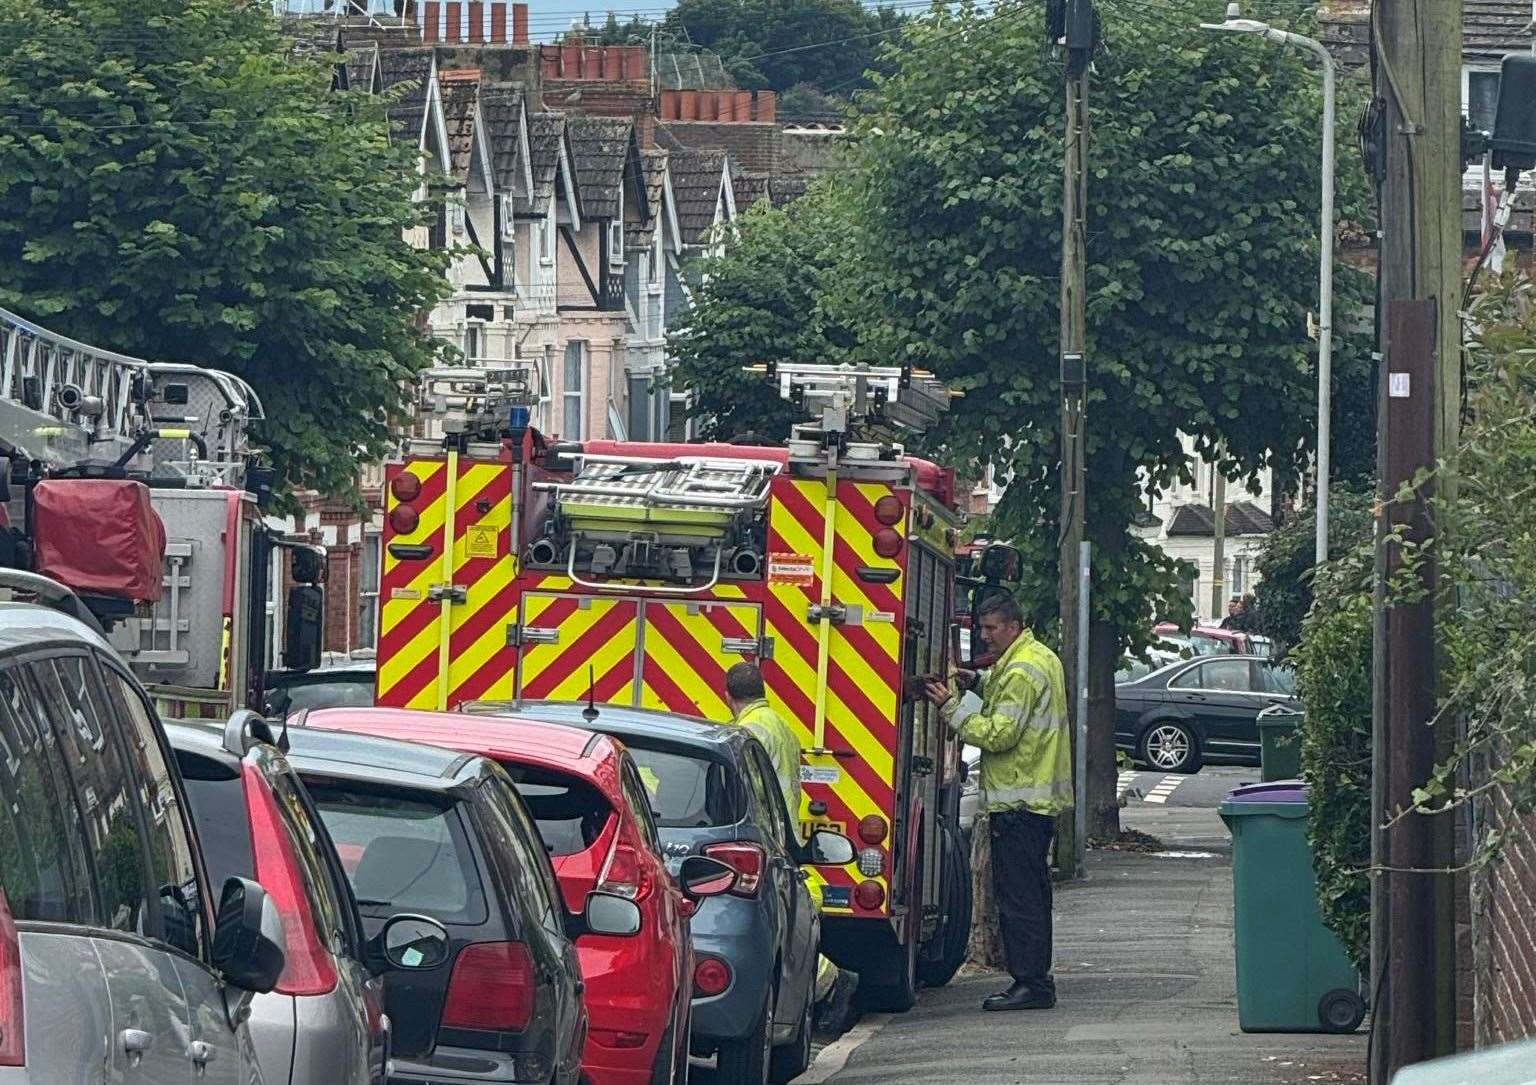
[1466,787,1536,1045]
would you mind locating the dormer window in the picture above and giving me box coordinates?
[501,194,516,240]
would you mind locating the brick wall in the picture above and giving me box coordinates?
[1467,785,1536,1045]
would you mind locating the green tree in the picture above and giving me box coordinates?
[0,0,451,499]
[662,0,904,94]
[669,185,854,441]
[828,0,1376,836]
[1251,490,1375,654]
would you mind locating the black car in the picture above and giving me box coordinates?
[465,699,854,1085]
[1114,654,1297,773]
[281,726,642,1085]
[264,661,376,717]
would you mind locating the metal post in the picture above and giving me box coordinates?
[1313,40,1336,565]
[1075,541,1090,873]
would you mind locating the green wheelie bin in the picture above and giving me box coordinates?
[1256,704,1304,782]
[1219,781,1366,1033]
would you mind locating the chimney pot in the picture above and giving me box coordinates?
[467,0,484,42]
[756,90,776,123]
[444,0,462,41]
[561,43,581,76]
[602,47,623,80]
[489,0,507,42]
[733,90,752,121]
[583,47,604,78]
[512,1,529,43]
[423,0,442,42]
[679,89,699,120]
[717,90,736,120]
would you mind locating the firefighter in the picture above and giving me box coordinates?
[923,593,1072,1012]
[723,661,802,820]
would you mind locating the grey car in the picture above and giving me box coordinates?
[478,701,854,1085]
[0,601,287,1083]
[165,716,450,1085]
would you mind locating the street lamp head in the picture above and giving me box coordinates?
[1199,2,1273,34]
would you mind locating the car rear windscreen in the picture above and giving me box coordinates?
[307,783,487,925]
[271,679,376,715]
[497,763,613,855]
[621,744,737,828]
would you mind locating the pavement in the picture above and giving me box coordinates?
[763,765,1369,1085]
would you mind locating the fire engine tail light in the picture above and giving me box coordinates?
[857,815,888,845]
[857,847,885,877]
[872,528,903,559]
[693,955,733,998]
[388,504,420,535]
[390,473,422,502]
[873,495,904,526]
[854,880,886,911]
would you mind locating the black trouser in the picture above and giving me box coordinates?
[990,807,1056,994]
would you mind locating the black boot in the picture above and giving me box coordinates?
[982,980,1056,1011]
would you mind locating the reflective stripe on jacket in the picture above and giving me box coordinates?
[732,698,803,820]
[941,629,1073,816]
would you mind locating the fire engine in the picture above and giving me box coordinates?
[0,305,326,717]
[376,360,979,1008]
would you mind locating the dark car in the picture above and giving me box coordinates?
[264,661,376,717]
[280,726,641,1085]
[164,715,451,1085]
[465,699,854,1085]
[1114,655,1297,773]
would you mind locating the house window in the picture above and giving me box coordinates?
[563,341,587,440]
[667,391,694,442]
[535,352,553,431]
[1467,68,1501,134]
[649,234,662,286]
[357,530,381,651]
[464,323,483,364]
[501,194,516,241]
[609,221,626,267]
[540,209,555,264]
[449,199,466,237]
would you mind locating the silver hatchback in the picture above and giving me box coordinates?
[0,604,287,1084]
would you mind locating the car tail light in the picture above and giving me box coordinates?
[854,880,886,911]
[873,495,904,526]
[0,890,22,1066]
[242,762,338,997]
[693,955,732,997]
[442,942,535,1032]
[873,528,903,559]
[857,814,888,845]
[388,504,420,535]
[702,842,765,897]
[598,838,653,903]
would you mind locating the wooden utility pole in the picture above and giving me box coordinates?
[1370,0,1463,1078]
[1056,0,1091,873]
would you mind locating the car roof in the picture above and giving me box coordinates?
[161,719,240,765]
[0,601,114,655]
[280,724,488,792]
[467,699,746,755]
[304,706,622,785]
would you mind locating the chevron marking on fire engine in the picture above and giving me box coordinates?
[518,593,639,704]
[636,599,759,719]
[377,459,450,706]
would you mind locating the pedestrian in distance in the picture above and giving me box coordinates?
[723,661,802,822]
[1219,595,1244,629]
[924,594,1073,1012]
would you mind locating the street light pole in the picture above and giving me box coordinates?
[1201,3,1336,565]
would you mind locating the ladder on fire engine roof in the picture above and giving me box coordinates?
[749,361,956,437]
[0,305,263,478]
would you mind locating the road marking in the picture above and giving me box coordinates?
[1116,770,1139,798]
[794,1013,891,1083]
[1142,775,1183,805]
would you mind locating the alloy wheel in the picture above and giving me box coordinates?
[1145,724,1191,770]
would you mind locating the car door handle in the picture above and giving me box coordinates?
[189,1040,213,1065]
[119,1028,154,1058]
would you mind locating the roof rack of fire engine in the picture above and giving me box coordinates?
[0,305,261,484]
[413,363,538,447]
[751,360,955,440]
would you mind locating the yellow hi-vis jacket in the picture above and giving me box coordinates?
[731,697,803,821]
[940,629,1073,816]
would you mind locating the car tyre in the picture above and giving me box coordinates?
[768,984,813,1083]
[649,1008,684,1085]
[917,815,971,989]
[716,986,774,1085]
[1138,720,1202,774]
[859,840,920,1013]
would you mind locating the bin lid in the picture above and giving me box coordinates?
[1389,1037,1536,1084]
[1218,779,1309,820]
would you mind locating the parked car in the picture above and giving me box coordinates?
[0,600,285,1083]
[1115,654,1298,772]
[465,700,855,1085]
[264,659,376,718]
[281,725,640,1085]
[165,713,451,1085]
[300,707,739,1085]
[1153,622,1274,659]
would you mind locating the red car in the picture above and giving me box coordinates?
[305,707,734,1085]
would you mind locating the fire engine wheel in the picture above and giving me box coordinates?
[860,842,921,1013]
[917,816,972,989]
[716,985,774,1085]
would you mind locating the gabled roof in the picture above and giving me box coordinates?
[732,173,813,212]
[344,41,380,94]
[669,148,731,246]
[1165,501,1276,538]
[1465,0,1533,62]
[480,85,533,199]
[379,47,434,144]
[526,111,577,219]
[565,114,642,221]
[627,149,671,251]
[437,75,482,184]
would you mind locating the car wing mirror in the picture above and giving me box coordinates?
[367,913,450,976]
[805,829,855,867]
[572,891,643,938]
[211,876,286,994]
[677,856,737,901]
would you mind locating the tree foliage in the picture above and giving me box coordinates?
[662,0,904,95]
[0,0,451,498]
[1251,490,1375,654]
[669,187,854,441]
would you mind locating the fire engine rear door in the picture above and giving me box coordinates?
[637,599,764,718]
[514,592,640,705]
